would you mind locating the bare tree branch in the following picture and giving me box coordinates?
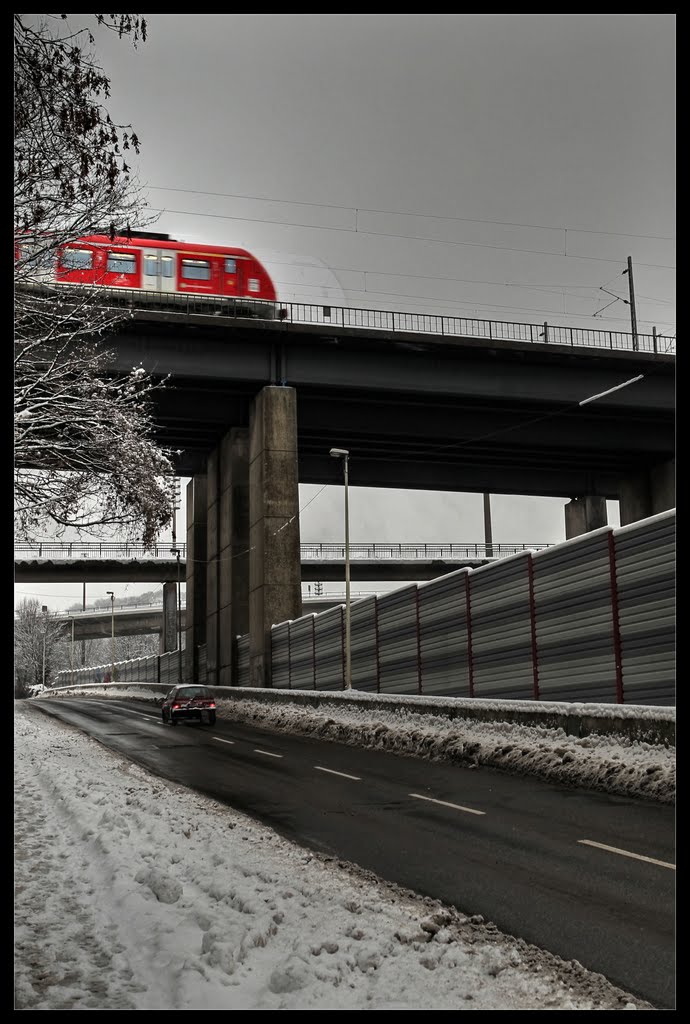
[14,15,176,548]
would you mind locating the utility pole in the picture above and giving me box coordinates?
[106,591,115,683]
[483,493,494,558]
[81,581,86,665]
[623,256,639,352]
[41,605,48,688]
[169,473,182,684]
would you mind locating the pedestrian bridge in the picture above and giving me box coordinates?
[14,540,552,583]
[45,593,382,640]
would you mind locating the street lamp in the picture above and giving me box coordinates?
[170,472,183,685]
[106,591,115,684]
[170,547,183,685]
[70,616,75,685]
[330,447,352,690]
[41,605,48,689]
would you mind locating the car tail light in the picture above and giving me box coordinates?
[172,703,181,709]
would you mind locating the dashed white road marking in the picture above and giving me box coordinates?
[409,793,485,816]
[578,839,675,870]
[254,749,283,758]
[213,737,235,745]
[314,766,361,781]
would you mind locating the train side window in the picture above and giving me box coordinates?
[224,258,237,274]
[62,248,93,270]
[181,259,211,281]
[144,255,159,276]
[161,256,174,278]
[107,252,137,274]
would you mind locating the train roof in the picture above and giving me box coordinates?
[77,234,258,259]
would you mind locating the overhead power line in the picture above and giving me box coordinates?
[147,185,676,242]
[146,206,676,272]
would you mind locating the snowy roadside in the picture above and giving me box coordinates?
[15,700,655,1010]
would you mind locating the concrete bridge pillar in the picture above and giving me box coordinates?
[206,427,250,687]
[185,474,207,681]
[618,458,675,526]
[160,580,178,654]
[564,496,608,539]
[248,386,302,688]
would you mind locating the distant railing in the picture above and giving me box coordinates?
[15,540,552,561]
[15,541,187,560]
[39,591,379,620]
[39,284,675,356]
[300,541,551,559]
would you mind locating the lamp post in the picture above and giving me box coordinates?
[170,473,183,685]
[106,591,115,683]
[41,605,48,689]
[330,447,352,690]
[170,547,183,685]
[70,616,75,685]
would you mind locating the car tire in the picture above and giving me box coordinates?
[170,715,177,727]
[208,712,216,726]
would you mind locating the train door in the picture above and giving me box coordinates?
[141,248,176,294]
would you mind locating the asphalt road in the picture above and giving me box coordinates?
[31,696,676,1009]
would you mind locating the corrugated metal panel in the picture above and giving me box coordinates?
[470,554,535,699]
[289,614,317,690]
[377,585,420,694]
[271,621,291,689]
[159,651,179,689]
[263,510,674,705]
[532,531,618,702]
[614,513,675,705]
[417,570,471,697]
[237,634,250,687]
[350,596,379,692]
[314,604,345,691]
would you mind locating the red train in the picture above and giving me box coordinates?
[16,230,282,319]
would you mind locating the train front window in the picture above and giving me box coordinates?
[61,248,93,270]
[224,258,237,274]
[181,259,211,281]
[107,253,137,274]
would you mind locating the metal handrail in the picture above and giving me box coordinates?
[15,540,552,560]
[32,283,675,355]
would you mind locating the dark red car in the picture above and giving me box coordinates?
[161,685,217,727]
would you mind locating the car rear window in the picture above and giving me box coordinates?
[177,687,212,698]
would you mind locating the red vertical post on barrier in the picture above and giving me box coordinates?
[341,605,346,690]
[287,621,292,690]
[312,615,317,690]
[415,589,423,694]
[373,595,381,693]
[527,553,540,700]
[464,571,475,698]
[607,531,625,703]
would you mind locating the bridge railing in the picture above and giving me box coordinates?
[300,542,552,559]
[16,540,552,561]
[86,286,675,356]
[14,541,188,560]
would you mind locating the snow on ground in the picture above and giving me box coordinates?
[15,697,658,1010]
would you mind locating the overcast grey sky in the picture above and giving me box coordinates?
[15,14,675,612]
